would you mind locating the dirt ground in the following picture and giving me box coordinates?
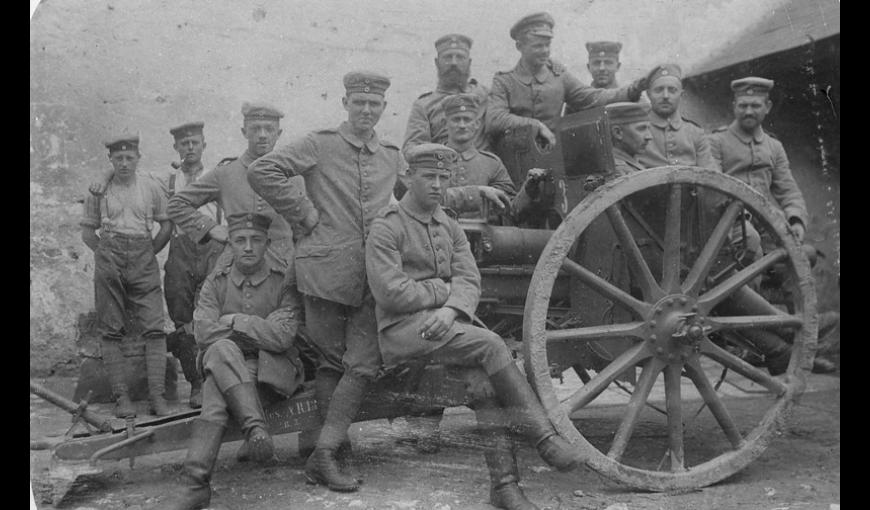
[30,367,840,510]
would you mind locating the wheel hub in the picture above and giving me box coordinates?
[647,294,708,363]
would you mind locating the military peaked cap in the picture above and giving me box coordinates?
[406,143,458,170]
[510,12,554,40]
[227,212,272,234]
[731,77,774,97]
[586,41,622,59]
[435,34,473,54]
[104,133,139,153]
[343,71,391,96]
[169,121,204,140]
[648,63,683,87]
[241,101,284,121]
[605,102,651,125]
[442,93,479,117]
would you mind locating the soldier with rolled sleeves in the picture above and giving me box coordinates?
[167,103,296,267]
[403,34,491,157]
[710,77,836,374]
[246,71,404,491]
[638,64,714,169]
[605,101,653,176]
[88,122,222,409]
[159,213,304,510]
[366,143,579,509]
[586,40,622,89]
[80,134,173,417]
[486,12,659,185]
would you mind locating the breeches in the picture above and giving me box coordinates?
[424,323,514,376]
[302,294,382,381]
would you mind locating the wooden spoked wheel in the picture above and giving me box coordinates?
[522,166,817,490]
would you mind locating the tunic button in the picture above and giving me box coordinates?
[244,304,251,308]
[245,293,251,298]
[257,206,263,211]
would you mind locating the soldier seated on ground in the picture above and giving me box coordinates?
[365,143,580,510]
[159,212,304,510]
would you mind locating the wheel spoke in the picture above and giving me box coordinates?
[546,322,646,343]
[682,201,744,296]
[663,364,686,471]
[697,248,787,313]
[684,358,744,449]
[564,342,652,414]
[662,184,683,294]
[606,205,664,302]
[607,357,664,461]
[706,314,803,333]
[562,258,650,318]
[699,337,788,395]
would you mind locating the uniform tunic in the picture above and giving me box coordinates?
[402,80,491,157]
[80,175,169,339]
[487,59,631,135]
[365,195,512,375]
[448,146,517,220]
[167,150,296,263]
[638,113,714,169]
[709,121,809,227]
[612,147,647,177]
[194,256,304,424]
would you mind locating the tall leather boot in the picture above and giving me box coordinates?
[145,335,171,416]
[489,364,580,472]
[224,382,274,463]
[740,329,792,376]
[305,373,366,492]
[476,401,540,510]
[160,419,225,510]
[101,338,136,418]
[298,371,342,459]
[172,329,203,409]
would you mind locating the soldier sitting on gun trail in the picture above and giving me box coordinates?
[80,134,173,417]
[366,143,580,510]
[158,212,304,510]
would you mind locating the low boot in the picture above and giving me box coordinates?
[224,382,274,463]
[304,374,366,492]
[489,364,579,472]
[160,419,225,510]
[146,336,171,416]
[101,338,136,418]
[475,401,540,510]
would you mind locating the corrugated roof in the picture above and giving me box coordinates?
[687,0,839,77]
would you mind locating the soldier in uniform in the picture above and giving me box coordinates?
[167,103,295,266]
[366,144,578,509]
[486,12,657,185]
[88,122,224,409]
[710,77,836,374]
[606,102,653,176]
[585,40,622,89]
[638,64,714,169]
[160,212,304,510]
[246,71,404,491]
[402,34,491,156]
[80,134,173,417]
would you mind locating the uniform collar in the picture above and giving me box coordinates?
[649,111,683,130]
[240,150,257,167]
[728,120,765,144]
[612,147,644,169]
[399,193,450,224]
[514,59,551,85]
[228,261,272,288]
[338,121,381,153]
[435,80,474,95]
[452,145,478,161]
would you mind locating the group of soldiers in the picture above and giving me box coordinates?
[80,11,836,510]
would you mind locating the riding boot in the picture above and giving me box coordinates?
[145,335,171,416]
[305,373,366,492]
[224,382,274,463]
[173,330,203,409]
[161,419,225,510]
[101,338,136,418]
[475,400,540,510]
[741,329,792,376]
[489,364,579,472]
[298,371,342,459]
